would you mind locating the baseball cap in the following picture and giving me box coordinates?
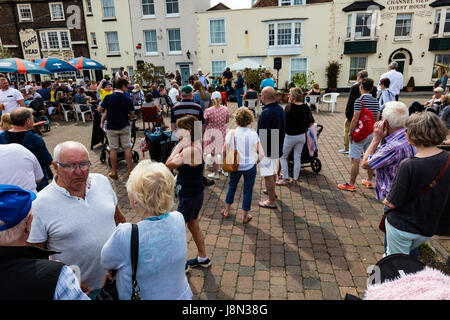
[102,81,112,88]
[0,185,36,231]
[211,91,222,100]
[181,86,193,95]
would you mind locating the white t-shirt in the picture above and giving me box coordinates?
[225,126,260,171]
[28,173,118,291]
[0,144,43,194]
[0,87,24,113]
[101,211,192,300]
[168,88,179,104]
[378,69,404,96]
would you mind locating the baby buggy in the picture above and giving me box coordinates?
[99,118,140,167]
[288,124,323,177]
[141,127,176,163]
[28,99,51,133]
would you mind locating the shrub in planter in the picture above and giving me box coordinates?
[326,60,342,92]
[407,77,415,92]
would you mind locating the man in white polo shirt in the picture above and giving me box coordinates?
[377,62,404,101]
[27,141,126,300]
[0,77,25,114]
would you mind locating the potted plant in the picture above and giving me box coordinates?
[407,76,415,92]
[326,60,342,92]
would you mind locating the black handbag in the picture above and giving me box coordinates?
[96,224,140,300]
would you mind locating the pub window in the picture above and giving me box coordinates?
[349,57,366,81]
[395,14,412,38]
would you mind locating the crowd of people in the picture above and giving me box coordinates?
[0,61,449,301]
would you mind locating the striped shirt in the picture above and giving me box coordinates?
[354,94,380,121]
[170,100,205,125]
[367,128,416,200]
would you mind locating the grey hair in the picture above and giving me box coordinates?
[382,101,409,129]
[0,214,30,245]
[389,62,398,70]
[53,141,89,162]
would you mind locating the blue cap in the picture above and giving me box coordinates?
[0,185,36,231]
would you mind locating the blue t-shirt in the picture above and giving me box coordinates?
[257,102,286,158]
[260,78,275,89]
[37,88,51,101]
[101,91,134,130]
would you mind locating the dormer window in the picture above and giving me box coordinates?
[346,12,377,40]
[433,8,450,37]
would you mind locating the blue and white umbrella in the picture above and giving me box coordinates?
[67,56,106,70]
[0,58,51,74]
[35,57,78,73]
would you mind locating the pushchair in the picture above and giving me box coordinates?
[141,127,176,163]
[99,118,140,167]
[287,124,323,177]
[28,99,51,132]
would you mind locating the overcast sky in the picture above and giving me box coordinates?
[210,0,252,9]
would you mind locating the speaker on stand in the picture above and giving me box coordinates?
[273,57,282,89]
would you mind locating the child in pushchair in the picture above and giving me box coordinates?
[99,118,140,166]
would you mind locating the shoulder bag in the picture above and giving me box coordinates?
[96,224,140,300]
[379,153,450,232]
[352,98,375,143]
[222,130,240,173]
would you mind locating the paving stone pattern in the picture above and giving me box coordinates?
[41,95,446,300]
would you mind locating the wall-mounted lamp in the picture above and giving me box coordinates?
[340,54,343,59]
[187,50,191,60]
[429,21,433,24]
[378,53,382,59]
[421,52,425,57]
[315,44,318,49]
[419,33,423,39]
[384,34,388,40]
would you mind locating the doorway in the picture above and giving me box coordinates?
[178,64,191,86]
[391,50,411,86]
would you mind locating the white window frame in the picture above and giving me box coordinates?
[86,0,93,15]
[346,12,377,41]
[49,2,65,21]
[105,31,120,53]
[394,13,412,41]
[143,30,158,56]
[278,0,304,6]
[167,28,182,54]
[290,57,308,81]
[165,0,179,17]
[267,20,303,48]
[90,32,97,48]
[142,0,155,18]
[39,30,72,51]
[17,3,33,22]
[211,60,226,77]
[431,8,450,37]
[349,56,367,81]
[209,18,226,46]
[102,0,116,18]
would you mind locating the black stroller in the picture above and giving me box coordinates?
[28,99,51,133]
[288,124,323,177]
[142,127,176,163]
[100,118,140,167]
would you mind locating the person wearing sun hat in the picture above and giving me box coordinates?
[0,184,89,300]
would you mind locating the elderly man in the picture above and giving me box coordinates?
[258,86,286,209]
[409,87,444,115]
[196,69,209,89]
[0,185,89,300]
[98,78,136,180]
[0,108,53,191]
[27,141,126,299]
[235,71,244,108]
[0,77,25,115]
[378,62,404,101]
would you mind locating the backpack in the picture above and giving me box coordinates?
[352,98,375,142]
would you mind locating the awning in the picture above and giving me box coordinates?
[429,0,450,7]
[342,1,385,12]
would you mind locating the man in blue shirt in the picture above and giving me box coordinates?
[37,82,51,101]
[257,86,286,209]
[260,70,275,91]
[98,78,135,180]
[196,69,208,89]
[235,71,244,108]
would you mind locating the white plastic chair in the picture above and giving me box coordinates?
[60,103,75,122]
[322,93,340,113]
[246,99,259,117]
[306,95,321,113]
[73,104,93,123]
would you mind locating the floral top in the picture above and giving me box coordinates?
[204,105,229,155]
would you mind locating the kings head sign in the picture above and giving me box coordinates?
[19,29,41,61]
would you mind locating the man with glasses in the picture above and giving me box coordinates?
[27,141,126,300]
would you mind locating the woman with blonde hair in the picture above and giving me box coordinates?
[193,81,210,112]
[204,91,230,179]
[101,160,192,300]
[221,107,265,223]
[277,87,314,186]
[0,113,12,133]
[435,64,448,92]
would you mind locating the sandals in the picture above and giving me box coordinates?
[259,200,277,209]
[243,214,253,224]
[262,190,278,199]
[221,209,230,218]
[276,178,289,186]
[108,172,118,180]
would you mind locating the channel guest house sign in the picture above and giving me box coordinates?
[386,0,430,11]
[19,29,41,61]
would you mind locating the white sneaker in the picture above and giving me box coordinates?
[208,173,220,180]
[338,149,349,154]
[221,170,228,177]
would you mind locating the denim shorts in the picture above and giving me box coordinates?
[349,133,374,159]
[177,191,204,223]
